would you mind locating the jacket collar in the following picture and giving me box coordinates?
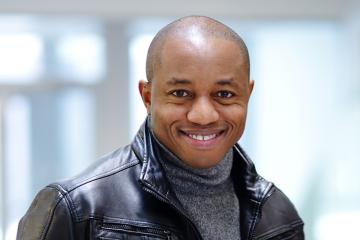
[231,144,274,239]
[131,118,273,239]
[131,118,185,211]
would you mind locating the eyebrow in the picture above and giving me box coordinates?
[216,78,239,87]
[166,78,192,85]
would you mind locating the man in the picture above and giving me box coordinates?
[17,16,304,239]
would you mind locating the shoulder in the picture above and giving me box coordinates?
[51,144,143,219]
[32,145,142,220]
[56,144,140,191]
[254,186,304,239]
[18,145,144,239]
[17,186,74,239]
[54,144,140,194]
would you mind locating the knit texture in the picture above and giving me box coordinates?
[151,132,241,240]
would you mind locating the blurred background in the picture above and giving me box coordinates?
[0,0,359,239]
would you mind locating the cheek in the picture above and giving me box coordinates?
[153,104,184,118]
[220,105,248,129]
[150,102,188,129]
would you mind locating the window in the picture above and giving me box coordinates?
[0,33,43,83]
[55,34,105,83]
[0,16,105,240]
[3,96,31,240]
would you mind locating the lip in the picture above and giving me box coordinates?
[179,129,225,149]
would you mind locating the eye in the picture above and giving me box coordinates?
[171,90,189,97]
[216,91,233,98]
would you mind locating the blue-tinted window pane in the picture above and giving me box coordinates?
[0,34,43,83]
[4,96,31,240]
[59,89,96,176]
[55,34,105,83]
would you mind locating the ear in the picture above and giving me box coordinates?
[138,80,152,114]
[248,79,255,96]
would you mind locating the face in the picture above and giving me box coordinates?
[140,36,254,169]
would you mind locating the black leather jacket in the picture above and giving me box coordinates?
[17,121,304,240]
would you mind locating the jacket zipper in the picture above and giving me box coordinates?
[102,222,171,239]
[141,183,203,240]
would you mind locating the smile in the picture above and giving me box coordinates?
[187,133,217,141]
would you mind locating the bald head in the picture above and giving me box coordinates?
[146,16,250,83]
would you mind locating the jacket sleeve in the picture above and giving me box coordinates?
[253,188,305,240]
[17,187,75,240]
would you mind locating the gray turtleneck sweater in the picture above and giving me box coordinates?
[152,133,241,240]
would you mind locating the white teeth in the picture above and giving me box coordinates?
[188,134,216,141]
[204,135,214,140]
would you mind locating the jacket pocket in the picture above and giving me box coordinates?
[256,225,304,240]
[96,222,172,240]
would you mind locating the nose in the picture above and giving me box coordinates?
[187,97,219,125]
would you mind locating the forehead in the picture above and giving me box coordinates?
[157,37,247,78]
